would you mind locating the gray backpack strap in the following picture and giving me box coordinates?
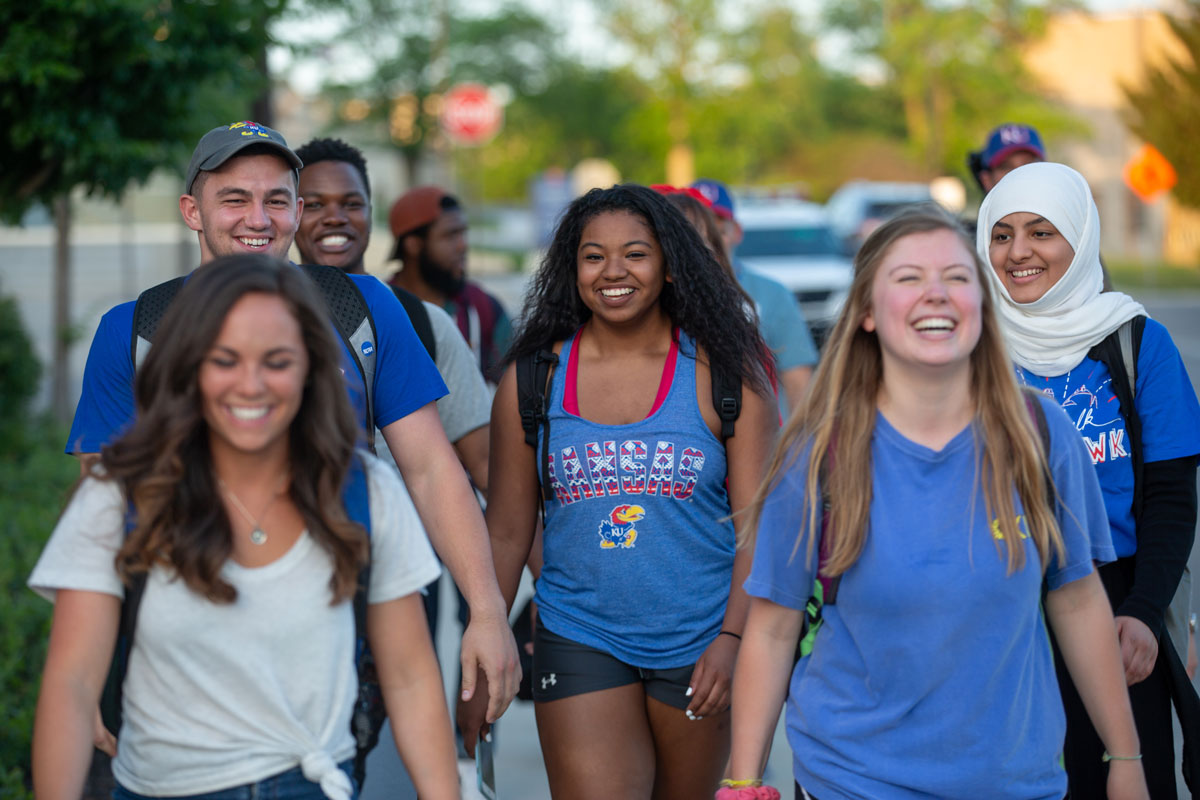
[1118,320,1136,397]
[299,264,378,452]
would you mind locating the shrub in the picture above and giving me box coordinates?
[0,290,41,456]
[0,422,78,799]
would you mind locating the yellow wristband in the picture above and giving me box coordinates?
[720,778,763,788]
[1101,751,1143,762]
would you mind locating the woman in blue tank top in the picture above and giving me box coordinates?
[459,184,778,798]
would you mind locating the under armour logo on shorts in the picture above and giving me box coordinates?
[541,673,557,690]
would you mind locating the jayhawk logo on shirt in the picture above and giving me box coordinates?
[599,504,645,549]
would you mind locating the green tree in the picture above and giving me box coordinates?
[1123,1,1200,208]
[283,0,561,186]
[823,0,1079,174]
[0,0,279,420]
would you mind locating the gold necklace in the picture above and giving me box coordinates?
[216,474,288,546]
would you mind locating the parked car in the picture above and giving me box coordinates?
[733,202,853,344]
[825,180,934,253]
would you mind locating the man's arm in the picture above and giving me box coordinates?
[379,407,518,721]
[452,425,489,496]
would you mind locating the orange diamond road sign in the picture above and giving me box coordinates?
[1123,144,1177,204]
[439,83,502,146]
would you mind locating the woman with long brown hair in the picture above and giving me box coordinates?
[30,255,457,800]
[725,208,1147,799]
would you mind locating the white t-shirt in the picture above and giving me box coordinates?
[29,454,440,798]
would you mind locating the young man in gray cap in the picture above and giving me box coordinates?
[67,122,520,755]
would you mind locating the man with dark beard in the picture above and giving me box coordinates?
[387,187,512,385]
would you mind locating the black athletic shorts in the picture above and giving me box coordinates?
[531,620,695,710]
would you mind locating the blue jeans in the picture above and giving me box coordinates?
[113,761,356,800]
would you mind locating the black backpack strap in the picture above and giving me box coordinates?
[99,523,150,738]
[516,350,559,503]
[341,455,380,787]
[299,264,378,452]
[1087,316,1146,518]
[710,362,742,440]
[130,276,186,369]
[391,287,437,363]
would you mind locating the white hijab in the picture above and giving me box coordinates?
[976,162,1145,376]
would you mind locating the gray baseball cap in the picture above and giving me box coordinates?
[184,121,303,195]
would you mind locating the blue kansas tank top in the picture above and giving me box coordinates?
[534,329,735,668]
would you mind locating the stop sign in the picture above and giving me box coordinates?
[440,83,503,146]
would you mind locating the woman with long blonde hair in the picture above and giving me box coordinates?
[724,207,1147,799]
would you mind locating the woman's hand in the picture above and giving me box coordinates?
[686,633,739,719]
[93,708,117,756]
[456,675,492,758]
[1114,616,1158,686]
[1106,758,1150,800]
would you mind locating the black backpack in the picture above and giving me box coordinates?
[132,264,382,451]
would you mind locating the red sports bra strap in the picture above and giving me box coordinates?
[563,327,680,419]
[647,332,679,416]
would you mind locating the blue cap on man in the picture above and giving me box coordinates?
[980,124,1046,170]
[690,179,735,221]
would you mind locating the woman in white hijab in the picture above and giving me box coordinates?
[979,161,1200,799]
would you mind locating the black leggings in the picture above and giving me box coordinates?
[1054,558,1177,800]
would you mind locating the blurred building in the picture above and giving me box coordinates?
[1024,5,1197,265]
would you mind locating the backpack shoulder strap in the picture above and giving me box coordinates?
[392,287,437,363]
[1023,386,1052,459]
[299,264,378,451]
[710,361,742,440]
[99,506,151,737]
[131,276,186,369]
[516,349,559,503]
[1087,315,1147,516]
[341,454,381,785]
[344,454,372,654]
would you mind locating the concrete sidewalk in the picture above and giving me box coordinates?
[358,572,795,799]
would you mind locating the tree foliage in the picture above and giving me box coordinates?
[1124,1,1200,208]
[0,0,281,224]
[282,0,561,184]
[822,0,1080,175]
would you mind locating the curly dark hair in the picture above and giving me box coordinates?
[508,183,769,394]
[100,254,368,604]
[295,137,371,200]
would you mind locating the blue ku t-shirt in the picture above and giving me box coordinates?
[746,395,1114,800]
[1016,318,1200,558]
[66,271,446,454]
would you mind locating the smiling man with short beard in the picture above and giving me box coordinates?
[386,187,512,385]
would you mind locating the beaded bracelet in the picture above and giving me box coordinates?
[715,784,782,800]
[1102,751,1143,762]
